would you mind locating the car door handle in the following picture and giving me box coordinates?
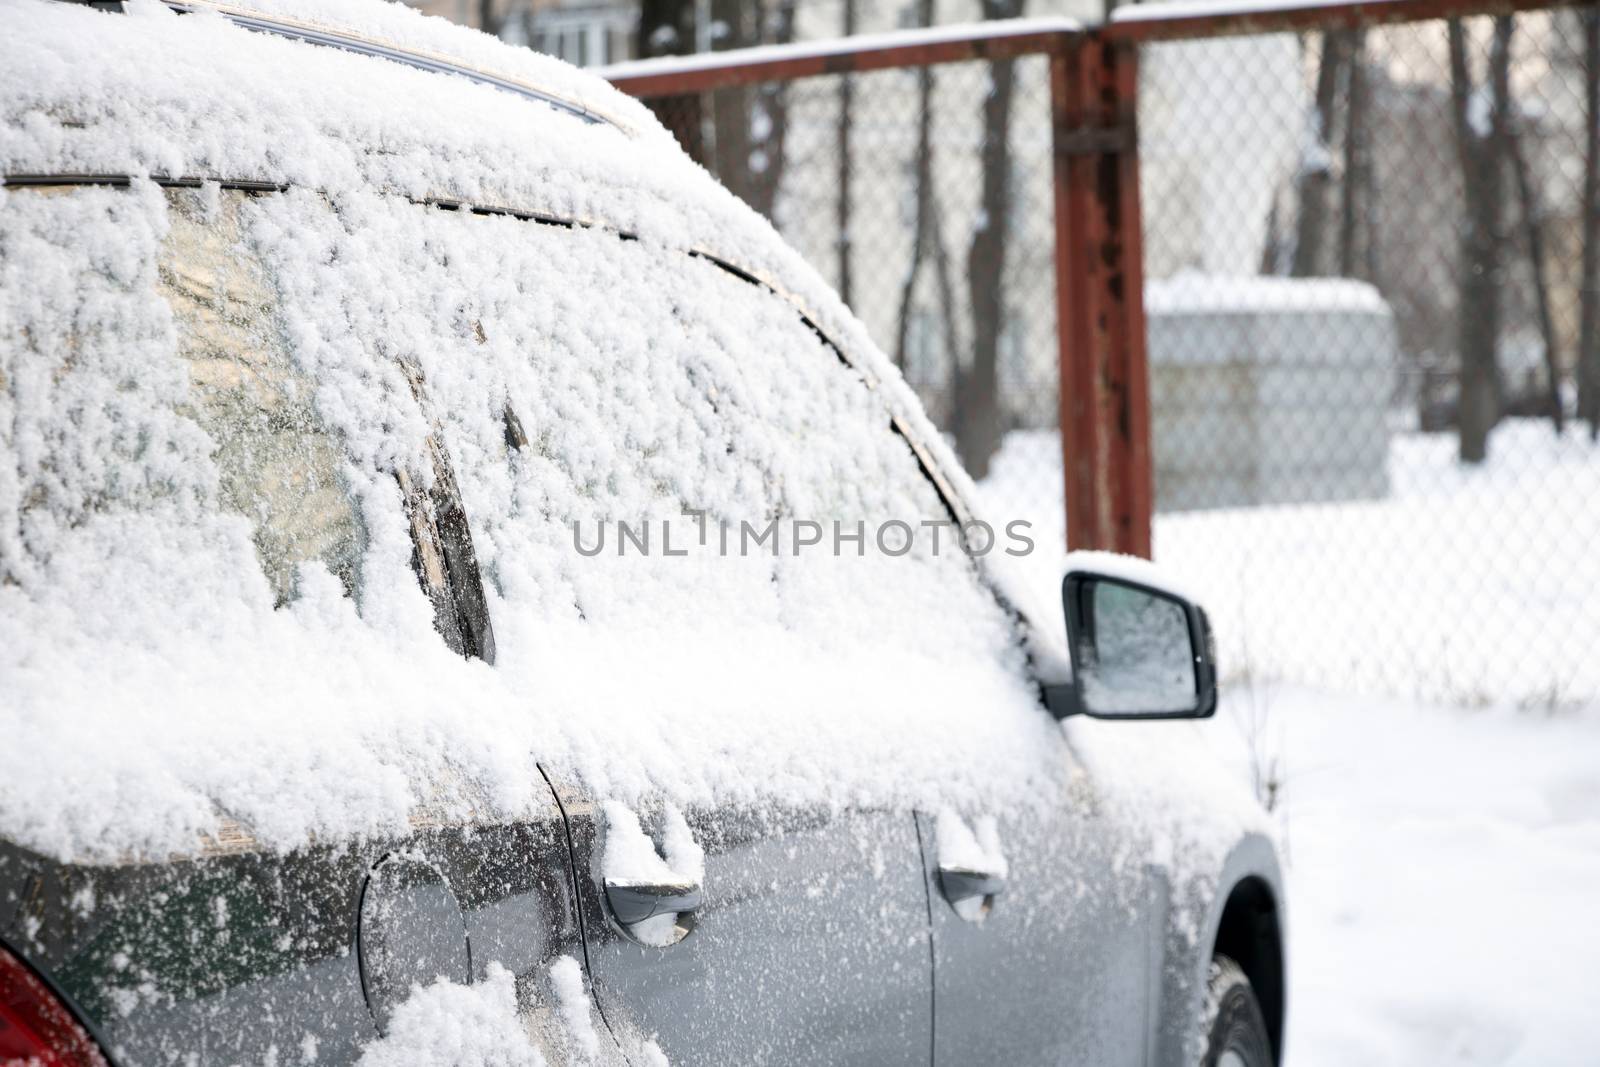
[604,880,704,925]
[938,866,1006,905]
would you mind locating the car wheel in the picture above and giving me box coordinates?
[1201,955,1273,1067]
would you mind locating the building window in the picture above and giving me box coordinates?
[528,6,633,67]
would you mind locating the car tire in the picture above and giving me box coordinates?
[1201,955,1273,1067]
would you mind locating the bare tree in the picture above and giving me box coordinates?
[745,2,798,220]
[710,0,754,199]
[890,0,966,411]
[1260,197,1281,275]
[637,0,704,163]
[895,0,938,370]
[638,0,694,58]
[954,0,1024,479]
[477,0,500,37]
[1580,9,1600,437]
[1293,31,1351,277]
[1338,29,1370,279]
[1507,120,1564,431]
[1447,17,1513,464]
[837,0,859,306]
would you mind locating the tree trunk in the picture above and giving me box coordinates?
[1448,18,1511,464]
[894,0,938,371]
[836,0,858,306]
[638,0,705,164]
[1338,29,1369,279]
[956,0,1024,479]
[744,1,798,221]
[1293,31,1349,277]
[638,0,693,56]
[1507,122,1565,431]
[1580,9,1600,436]
[709,0,753,198]
[1260,195,1284,275]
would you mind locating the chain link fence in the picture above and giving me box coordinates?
[616,3,1600,710]
[1135,10,1600,709]
[639,54,1060,466]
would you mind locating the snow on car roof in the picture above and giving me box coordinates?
[174,0,628,130]
[2,0,956,512]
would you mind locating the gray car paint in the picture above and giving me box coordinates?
[0,814,587,1065]
[1153,833,1286,1067]
[914,767,1150,1066]
[549,782,936,1067]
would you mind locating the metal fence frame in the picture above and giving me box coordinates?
[602,0,1584,558]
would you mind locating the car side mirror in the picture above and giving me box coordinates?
[1044,567,1217,721]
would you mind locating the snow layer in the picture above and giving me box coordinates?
[1144,270,1391,317]
[353,962,548,1067]
[595,16,1079,83]
[1201,685,1600,1066]
[982,422,1600,708]
[1064,549,1201,604]
[0,0,1266,956]
[192,0,657,133]
[1112,0,1391,22]
[548,957,600,1065]
[934,807,1008,878]
[0,0,1167,872]
[600,803,702,887]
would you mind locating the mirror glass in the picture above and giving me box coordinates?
[1078,580,1197,715]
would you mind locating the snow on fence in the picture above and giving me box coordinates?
[605,0,1600,709]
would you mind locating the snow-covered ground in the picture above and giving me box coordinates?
[1203,685,1600,1066]
[986,420,1600,708]
[983,423,1600,1065]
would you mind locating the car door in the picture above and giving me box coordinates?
[916,774,1152,1066]
[254,183,1042,1064]
[548,787,933,1065]
[912,654,1152,1063]
[467,223,953,1062]
[522,239,947,1066]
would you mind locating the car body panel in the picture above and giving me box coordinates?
[915,771,1150,1066]
[1152,833,1286,1066]
[0,814,587,1065]
[552,785,935,1066]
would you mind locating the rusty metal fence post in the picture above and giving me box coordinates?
[604,21,1157,558]
[1052,34,1154,558]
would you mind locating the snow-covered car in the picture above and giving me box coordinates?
[0,1,1284,1064]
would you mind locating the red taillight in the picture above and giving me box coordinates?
[0,944,109,1067]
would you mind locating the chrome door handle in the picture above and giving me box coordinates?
[604,880,703,926]
[938,866,1006,906]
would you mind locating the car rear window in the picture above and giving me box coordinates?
[159,187,364,605]
[0,183,362,605]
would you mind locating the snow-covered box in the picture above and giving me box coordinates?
[1145,273,1398,512]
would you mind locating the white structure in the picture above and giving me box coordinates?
[1146,274,1398,511]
